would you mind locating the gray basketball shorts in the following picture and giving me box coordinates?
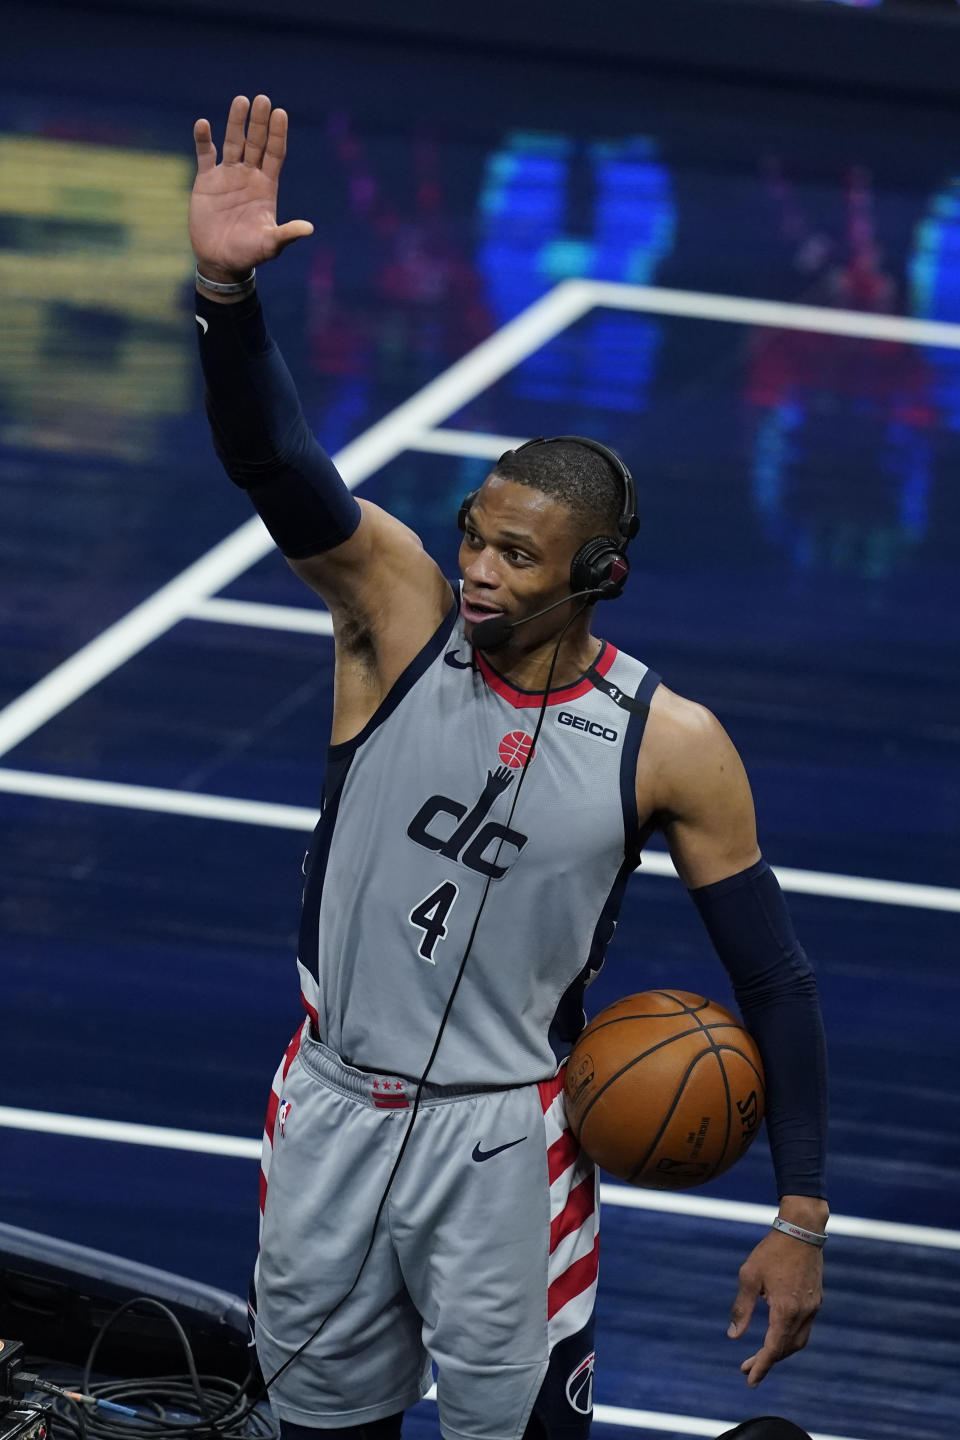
[253,1023,600,1440]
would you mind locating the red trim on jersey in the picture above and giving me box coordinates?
[258,1166,267,1215]
[547,1235,599,1319]
[265,1089,279,1147]
[282,1027,304,1080]
[538,1071,565,1113]
[300,994,320,1032]
[549,1175,596,1254]
[475,643,617,710]
[547,1130,579,1184]
[373,1096,410,1109]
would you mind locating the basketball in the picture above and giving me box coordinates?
[563,990,765,1189]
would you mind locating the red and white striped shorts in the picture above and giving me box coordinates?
[253,1024,599,1440]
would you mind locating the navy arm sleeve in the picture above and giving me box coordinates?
[689,858,828,1200]
[195,288,361,559]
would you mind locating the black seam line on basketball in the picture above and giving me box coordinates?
[620,1043,759,1187]
[622,1047,725,1184]
[573,1024,748,1135]
[660,990,734,1184]
[654,990,737,1185]
[578,995,712,1038]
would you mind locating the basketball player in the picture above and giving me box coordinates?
[190,96,829,1440]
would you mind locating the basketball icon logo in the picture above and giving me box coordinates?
[498,731,535,768]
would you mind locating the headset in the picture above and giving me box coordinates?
[457,435,639,600]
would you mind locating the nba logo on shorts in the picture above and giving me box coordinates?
[565,1352,595,1414]
[278,1099,292,1138]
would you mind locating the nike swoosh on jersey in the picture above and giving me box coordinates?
[195,315,209,334]
[471,1136,527,1162]
[444,649,473,670]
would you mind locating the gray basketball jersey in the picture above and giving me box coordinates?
[297,598,660,1087]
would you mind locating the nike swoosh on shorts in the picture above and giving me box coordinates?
[471,1136,527,1162]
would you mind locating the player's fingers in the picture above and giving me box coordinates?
[222,94,250,165]
[261,106,290,181]
[243,93,271,168]
[193,118,217,172]
[728,1273,760,1338]
[740,1304,806,1387]
[274,219,315,251]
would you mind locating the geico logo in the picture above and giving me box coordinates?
[556,711,619,744]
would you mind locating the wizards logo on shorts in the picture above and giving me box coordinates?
[565,1352,595,1414]
[277,1099,292,1138]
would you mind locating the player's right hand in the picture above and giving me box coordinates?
[189,93,314,280]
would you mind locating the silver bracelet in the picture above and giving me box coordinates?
[771,1216,827,1248]
[195,266,256,295]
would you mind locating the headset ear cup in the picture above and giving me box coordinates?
[570,537,630,600]
[458,491,479,533]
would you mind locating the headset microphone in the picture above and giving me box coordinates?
[471,587,601,652]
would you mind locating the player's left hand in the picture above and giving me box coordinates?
[727,1227,824,1386]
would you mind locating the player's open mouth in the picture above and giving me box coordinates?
[461,597,505,624]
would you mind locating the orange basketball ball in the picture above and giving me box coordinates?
[563,990,765,1189]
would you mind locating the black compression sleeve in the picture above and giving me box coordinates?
[195,289,361,558]
[689,859,828,1200]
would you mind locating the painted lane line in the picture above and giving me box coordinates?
[1,1105,956,1252]
[420,1387,861,1440]
[590,1403,864,1440]
[311,281,591,484]
[419,1386,865,1440]
[635,847,960,912]
[577,278,960,349]
[0,519,272,763]
[187,597,334,635]
[0,281,591,763]
[0,1106,259,1159]
[406,428,529,459]
[597,1184,960,1251]
[0,768,318,831]
[2,766,960,915]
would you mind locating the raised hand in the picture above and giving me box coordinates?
[190,93,314,282]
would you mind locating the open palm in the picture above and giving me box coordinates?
[189,93,313,277]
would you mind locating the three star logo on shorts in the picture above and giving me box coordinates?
[278,1098,292,1137]
[372,1078,410,1110]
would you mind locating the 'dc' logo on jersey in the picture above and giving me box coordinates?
[565,1352,595,1414]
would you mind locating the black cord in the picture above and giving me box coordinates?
[17,1377,89,1440]
[20,1297,276,1440]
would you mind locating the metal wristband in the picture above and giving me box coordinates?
[195,266,256,296]
[771,1216,827,1248]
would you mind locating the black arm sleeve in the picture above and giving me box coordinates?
[195,288,361,559]
[689,858,828,1200]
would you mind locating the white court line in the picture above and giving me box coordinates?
[406,427,528,459]
[187,596,334,635]
[426,1388,867,1440]
[636,848,960,914]
[0,768,318,831]
[1,1104,956,1253]
[2,765,959,914]
[0,280,592,763]
[575,278,960,349]
[5,276,959,765]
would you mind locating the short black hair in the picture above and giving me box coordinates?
[492,439,624,542]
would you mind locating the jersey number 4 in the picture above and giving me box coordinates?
[408,881,459,963]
